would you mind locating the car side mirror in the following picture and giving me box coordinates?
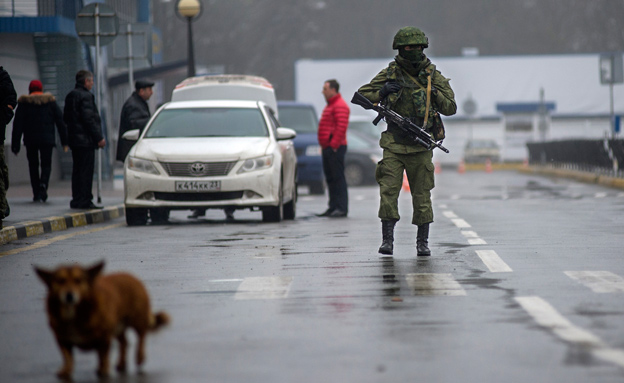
[121,129,140,142]
[276,127,296,141]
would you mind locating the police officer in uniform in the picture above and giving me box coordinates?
[357,27,457,256]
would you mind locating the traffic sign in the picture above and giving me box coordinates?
[75,3,119,47]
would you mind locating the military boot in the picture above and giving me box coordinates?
[416,223,431,256]
[379,220,397,255]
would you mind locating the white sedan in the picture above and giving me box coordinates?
[123,100,297,225]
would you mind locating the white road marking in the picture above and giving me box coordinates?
[467,238,487,245]
[442,211,458,219]
[438,204,448,209]
[234,276,294,300]
[564,271,624,293]
[405,273,467,296]
[451,194,460,200]
[462,230,487,245]
[475,250,512,272]
[617,192,624,198]
[515,296,624,368]
[209,279,244,283]
[451,218,471,228]
[595,192,607,198]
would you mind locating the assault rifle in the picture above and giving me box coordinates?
[351,92,449,153]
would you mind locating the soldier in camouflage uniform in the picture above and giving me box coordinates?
[357,27,456,256]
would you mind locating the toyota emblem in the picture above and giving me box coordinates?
[189,162,206,175]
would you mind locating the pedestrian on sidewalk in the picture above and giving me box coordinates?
[12,79,69,202]
[116,79,154,162]
[0,66,17,229]
[316,79,350,218]
[64,70,106,210]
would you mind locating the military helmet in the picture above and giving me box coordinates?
[392,27,429,49]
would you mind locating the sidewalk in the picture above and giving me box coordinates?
[1,180,124,245]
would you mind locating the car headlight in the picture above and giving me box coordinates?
[305,145,322,156]
[237,155,274,174]
[127,157,160,175]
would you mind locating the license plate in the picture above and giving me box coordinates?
[175,181,221,192]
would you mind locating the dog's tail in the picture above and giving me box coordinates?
[149,311,170,331]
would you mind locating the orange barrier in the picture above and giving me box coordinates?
[485,158,493,173]
[402,171,410,192]
[457,160,466,174]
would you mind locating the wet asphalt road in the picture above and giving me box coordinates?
[1,170,623,383]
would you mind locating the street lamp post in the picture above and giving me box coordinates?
[176,0,202,77]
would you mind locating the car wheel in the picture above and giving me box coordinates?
[309,181,325,195]
[284,180,297,220]
[150,208,170,224]
[126,207,148,226]
[262,176,284,222]
[345,162,365,186]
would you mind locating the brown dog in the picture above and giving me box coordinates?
[35,261,169,380]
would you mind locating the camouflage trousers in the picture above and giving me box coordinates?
[0,146,9,219]
[375,149,435,225]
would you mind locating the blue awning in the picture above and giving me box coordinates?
[0,16,77,37]
[496,102,556,113]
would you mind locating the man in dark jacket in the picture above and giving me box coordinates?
[64,70,106,209]
[0,66,17,228]
[12,79,69,202]
[116,79,154,162]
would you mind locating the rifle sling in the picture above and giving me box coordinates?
[402,70,432,128]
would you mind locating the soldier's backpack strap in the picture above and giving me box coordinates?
[402,70,433,127]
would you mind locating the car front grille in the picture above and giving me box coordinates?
[160,161,237,177]
[154,191,244,202]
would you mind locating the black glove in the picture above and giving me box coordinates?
[379,82,401,99]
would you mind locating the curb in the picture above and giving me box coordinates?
[0,205,125,246]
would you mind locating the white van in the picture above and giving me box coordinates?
[172,74,278,116]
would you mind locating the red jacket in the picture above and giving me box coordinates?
[318,93,350,149]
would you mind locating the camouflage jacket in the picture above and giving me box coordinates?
[358,55,456,153]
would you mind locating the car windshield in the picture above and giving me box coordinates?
[144,108,268,138]
[348,120,383,139]
[347,131,376,150]
[278,107,318,133]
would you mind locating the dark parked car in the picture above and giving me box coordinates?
[345,130,383,186]
[348,115,385,141]
[277,101,325,194]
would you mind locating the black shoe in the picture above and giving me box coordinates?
[33,196,42,203]
[40,184,48,202]
[417,223,431,256]
[86,203,103,209]
[328,209,347,218]
[316,209,334,217]
[378,220,396,255]
[4,205,9,218]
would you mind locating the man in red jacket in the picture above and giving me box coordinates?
[317,79,350,218]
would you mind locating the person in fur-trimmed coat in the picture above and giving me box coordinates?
[12,80,68,202]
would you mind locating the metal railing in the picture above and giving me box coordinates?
[527,139,624,178]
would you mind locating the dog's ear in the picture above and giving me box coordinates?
[87,261,105,283]
[34,266,54,287]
